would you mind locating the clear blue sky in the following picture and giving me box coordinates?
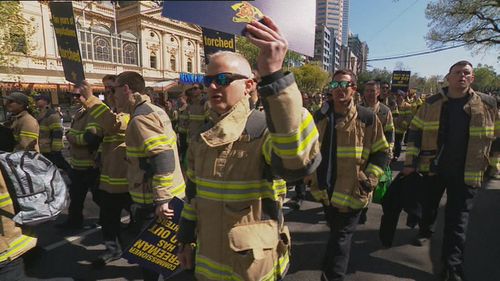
[349,0,499,78]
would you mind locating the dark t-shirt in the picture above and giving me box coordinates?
[438,95,470,175]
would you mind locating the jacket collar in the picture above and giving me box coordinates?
[12,110,29,120]
[132,93,150,113]
[201,98,251,147]
[334,100,357,131]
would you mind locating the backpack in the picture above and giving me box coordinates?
[0,150,68,226]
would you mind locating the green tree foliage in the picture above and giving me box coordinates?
[357,68,392,92]
[236,36,259,69]
[425,0,500,50]
[290,62,330,95]
[472,64,500,92]
[0,2,34,68]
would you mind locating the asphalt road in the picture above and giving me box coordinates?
[23,160,500,281]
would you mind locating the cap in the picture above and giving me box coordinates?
[4,92,29,106]
[35,94,51,103]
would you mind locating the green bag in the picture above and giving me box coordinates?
[372,166,392,204]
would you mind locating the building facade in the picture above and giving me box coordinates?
[0,1,203,110]
[314,25,332,72]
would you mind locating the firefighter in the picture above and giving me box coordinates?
[0,172,37,280]
[176,16,321,281]
[308,70,389,281]
[89,75,132,267]
[185,83,209,142]
[358,80,395,224]
[3,92,39,152]
[35,94,69,171]
[392,90,413,161]
[402,60,499,281]
[57,92,102,229]
[79,71,185,280]
[176,93,189,162]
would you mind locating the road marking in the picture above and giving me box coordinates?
[43,215,130,252]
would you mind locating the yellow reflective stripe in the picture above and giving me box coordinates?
[270,113,319,157]
[49,123,63,129]
[470,126,494,137]
[371,138,389,152]
[406,146,420,156]
[337,146,363,158]
[262,136,272,164]
[100,175,128,185]
[126,146,147,157]
[70,158,94,168]
[103,134,125,143]
[152,175,174,187]
[90,104,109,119]
[310,189,328,202]
[130,191,154,204]
[464,171,482,181]
[39,125,50,131]
[181,203,197,221]
[419,162,430,172]
[144,135,176,152]
[186,169,195,181]
[330,191,364,209]
[196,254,244,281]
[0,234,36,263]
[365,163,384,178]
[51,140,64,150]
[20,131,38,139]
[188,114,206,121]
[194,177,284,201]
[261,249,290,281]
[489,156,500,166]
[423,121,439,131]
[0,193,13,208]
[170,182,186,197]
[85,122,101,130]
[384,123,395,131]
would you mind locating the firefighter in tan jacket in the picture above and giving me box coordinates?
[176,17,321,281]
[3,92,39,152]
[392,90,413,161]
[80,71,185,280]
[308,70,389,280]
[402,61,499,281]
[57,94,102,229]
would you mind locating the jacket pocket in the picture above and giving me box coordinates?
[228,220,279,260]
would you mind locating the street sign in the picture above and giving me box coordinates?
[49,2,85,86]
[162,0,316,56]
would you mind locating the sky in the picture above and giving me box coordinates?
[349,0,499,78]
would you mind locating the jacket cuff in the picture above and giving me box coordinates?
[259,70,285,86]
[258,72,295,98]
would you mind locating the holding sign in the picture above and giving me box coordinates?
[49,2,85,85]
[391,71,411,93]
[202,28,235,64]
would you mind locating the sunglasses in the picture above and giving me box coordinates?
[328,81,354,90]
[203,73,248,87]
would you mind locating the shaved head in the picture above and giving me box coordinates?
[208,51,252,78]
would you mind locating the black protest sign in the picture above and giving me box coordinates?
[391,71,411,92]
[122,197,184,278]
[202,28,235,64]
[49,2,85,85]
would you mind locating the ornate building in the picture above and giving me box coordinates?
[0,1,203,109]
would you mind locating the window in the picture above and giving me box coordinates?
[94,37,111,61]
[123,42,137,65]
[187,58,193,73]
[170,56,176,71]
[150,52,157,69]
[112,37,122,63]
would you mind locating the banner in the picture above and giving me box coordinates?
[202,28,235,64]
[49,2,85,85]
[162,0,315,56]
[391,71,411,93]
[122,197,184,278]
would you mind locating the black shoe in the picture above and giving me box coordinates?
[92,249,123,268]
[284,198,303,210]
[412,234,431,247]
[55,220,83,230]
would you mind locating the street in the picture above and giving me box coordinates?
[22,149,500,281]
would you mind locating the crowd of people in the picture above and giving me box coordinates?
[0,15,498,281]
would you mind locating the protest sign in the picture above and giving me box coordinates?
[391,71,411,93]
[122,197,184,278]
[162,0,315,56]
[49,2,85,85]
[202,27,235,64]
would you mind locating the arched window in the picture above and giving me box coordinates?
[94,37,111,61]
[170,56,176,71]
[150,52,157,69]
[123,42,137,65]
[187,58,193,73]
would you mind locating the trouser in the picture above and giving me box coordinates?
[0,257,26,281]
[130,203,161,281]
[178,132,188,166]
[418,172,478,272]
[321,206,362,281]
[393,132,405,158]
[288,179,306,200]
[43,151,70,172]
[67,167,100,225]
[99,190,132,247]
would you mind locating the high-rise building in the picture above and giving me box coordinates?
[316,0,344,45]
[342,0,350,46]
[314,25,332,72]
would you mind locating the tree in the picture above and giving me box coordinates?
[290,62,330,95]
[357,68,392,90]
[425,0,500,51]
[472,64,500,92]
[0,2,35,72]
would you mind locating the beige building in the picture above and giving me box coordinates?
[0,1,204,108]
